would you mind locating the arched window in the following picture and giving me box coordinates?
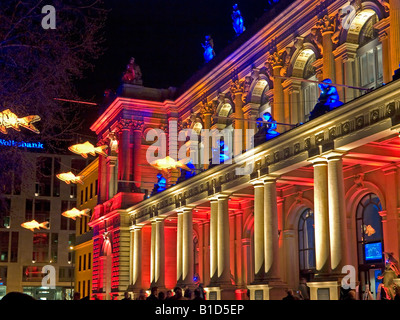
[355,12,383,91]
[356,193,384,299]
[298,209,316,279]
[301,54,319,120]
[356,193,384,265]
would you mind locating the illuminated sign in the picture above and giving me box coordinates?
[365,242,382,261]
[0,139,44,149]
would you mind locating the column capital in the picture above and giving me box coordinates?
[260,174,280,183]
[176,206,194,214]
[322,150,346,161]
[333,42,359,61]
[131,224,144,231]
[308,155,328,164]
[250,179,265,187]
[316,14,336,35]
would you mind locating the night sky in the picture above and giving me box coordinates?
[76,0,271,102]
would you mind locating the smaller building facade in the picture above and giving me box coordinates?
[74,158,98,299]
[0,148,89,299]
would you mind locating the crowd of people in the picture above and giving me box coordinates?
[120,284,207,301]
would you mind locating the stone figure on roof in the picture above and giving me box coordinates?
[309,78,343,120]
[254,112,280,146]
[202,35,215,63]
[121,57,143,85]
[232,4,245,36]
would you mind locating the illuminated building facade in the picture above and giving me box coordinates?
[90,0,400,300]
[74,158,98,299]
[0,149,90,299]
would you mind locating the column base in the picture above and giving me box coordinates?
[204,284,236,300]
[247,279,287,300]
[307,276,344,300]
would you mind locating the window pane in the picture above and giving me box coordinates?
[51,233,58,263]
[32,233,49,263]
[10,232,18,262]
[0,198,11,228]
[36,157,52,196]
[53,158,61,197]
[360,54,367,86]
[0,232,9,262]
[25,199,33,221]
[377,45,383,81]
[367,50,375,85]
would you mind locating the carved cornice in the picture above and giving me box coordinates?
[128,80,400,223]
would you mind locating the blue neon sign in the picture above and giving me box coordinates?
[0,139,44,149]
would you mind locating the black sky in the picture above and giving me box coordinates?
[76,0,270,102]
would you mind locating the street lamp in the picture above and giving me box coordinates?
[69,246,74,300]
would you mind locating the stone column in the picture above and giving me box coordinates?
[334,43,359,103]
[118,120,132,192]
[209,197,219,284]
[98,154,108,203]
[317,15,336,82]
[263,177,280,279]
[176,212,183,283]
[390,0,400,76]
[268,51,285,130]
[325,152,348,272]
[242,103,259,150]
[231,79,245,157]
[182,208,194,285]
[150,221,156,284]
[131,120,143,191]
[106,156,117,199]
[252,181,265,281]
[283,79,302,125]
[311,158,330,274]
[154,218,165,287]
[217,194,231,283]
[282,230,296,289]
[382,166,400,262]
[374,18,391,84]
[131,226,142,289]
[200,101,216,169]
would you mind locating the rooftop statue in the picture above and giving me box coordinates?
[232,4,245,37]
[254,112,280,146]
[150,173,167,196]
[202,35,215,63]
[121,57,143,85]
[377,252,400,299]
[309,78,343,120]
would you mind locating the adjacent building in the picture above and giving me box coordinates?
[0,144,90,299]
[73,158,98,299]
[89,0,400,300]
